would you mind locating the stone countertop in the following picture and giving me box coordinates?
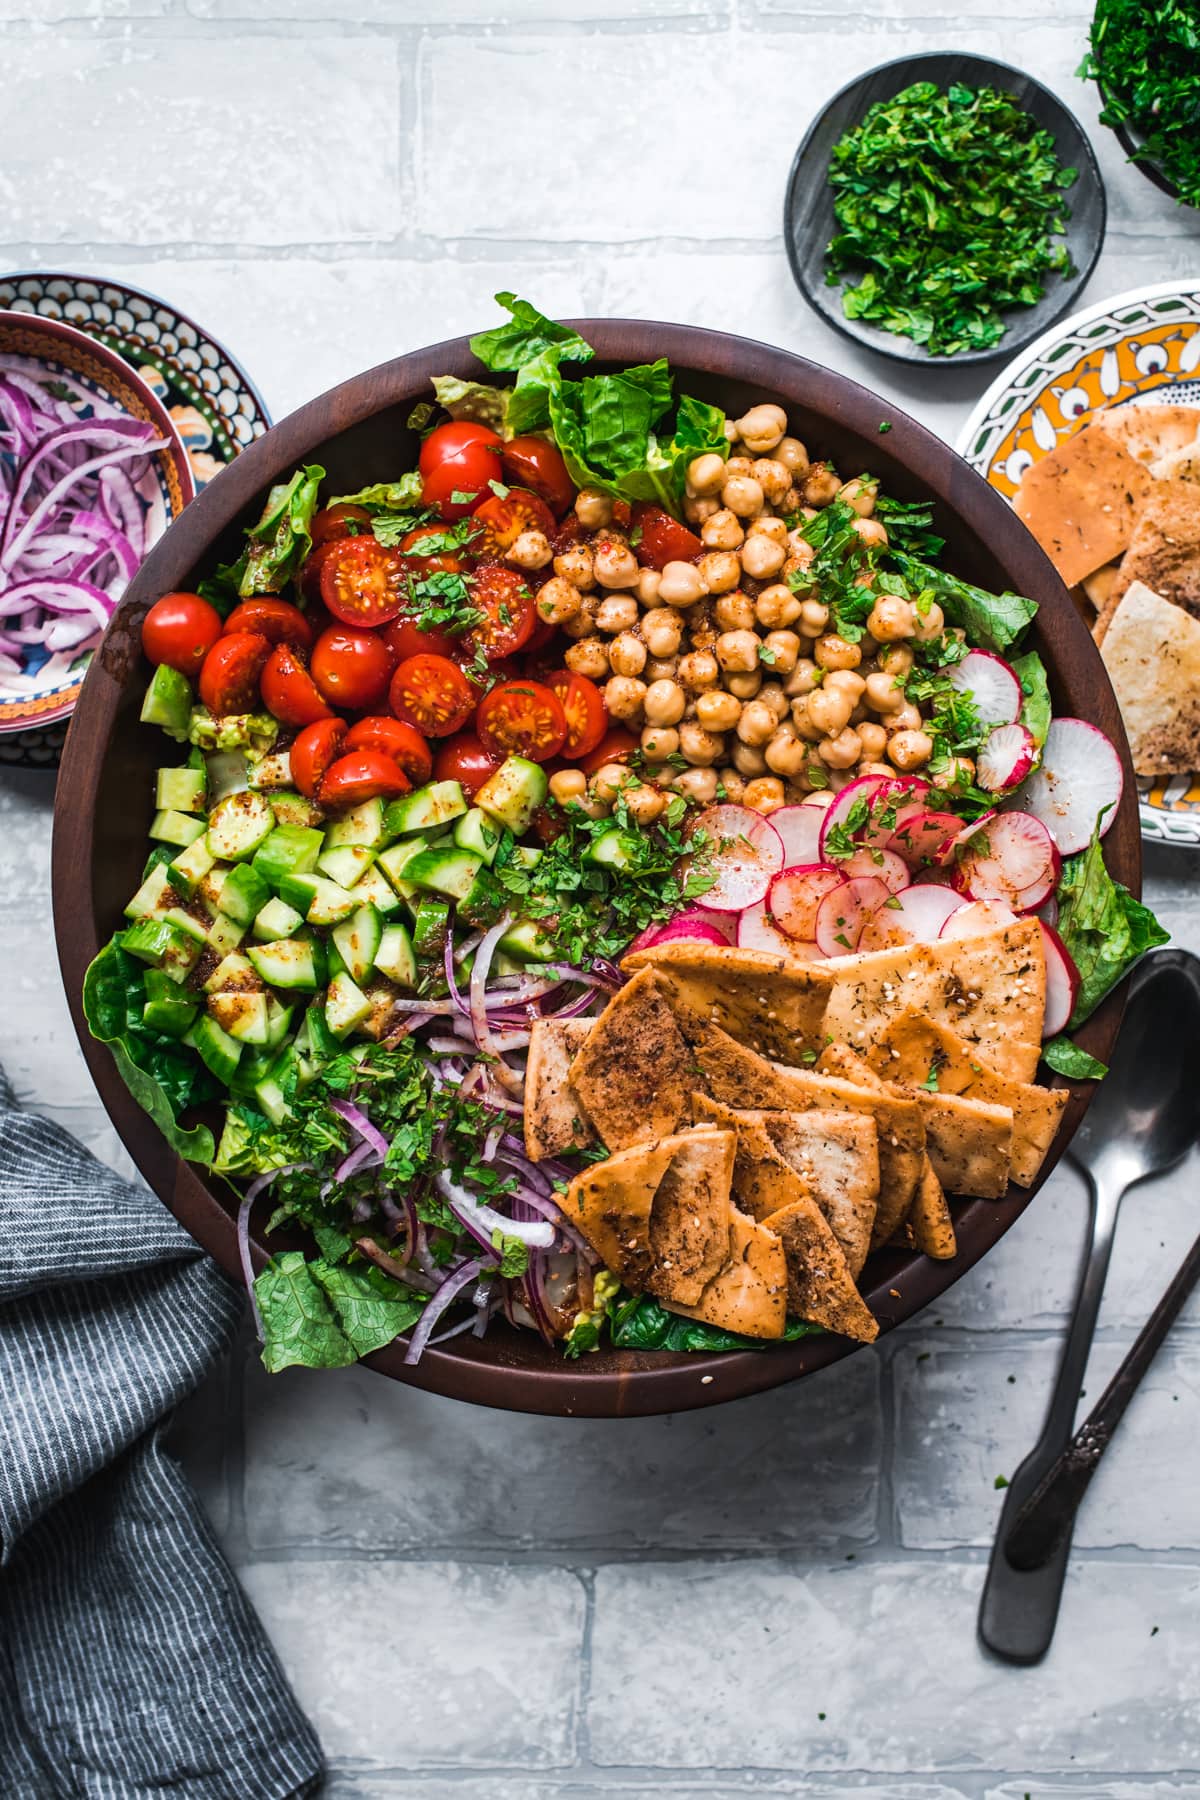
[2,1,1200,1793]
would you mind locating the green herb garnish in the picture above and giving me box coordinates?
[1082,0,1200,208]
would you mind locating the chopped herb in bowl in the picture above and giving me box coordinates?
[1081,0,1200,208]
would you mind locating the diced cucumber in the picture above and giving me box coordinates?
[359,980,402,1041]
[194,869,227,918]
[206,791,275,862]
[246,749,293,791]
[325,970,372,1039]
[190,1014,242,1083]
[476,756,547,833]
[348,864,403,917]
[510,844,543,873]
[304,1002,342,1064]
[202,951,260,994]
[142,845,176,881]
[498,916,558,963]
[150,808,207,849]
[252,896,304,942]
[141,969,198,1039]
[317,843,375,889]
[270,791,325,829]
[219,862,272,927]
[411,896,451,961]
[252,825,324,890]
[324,796,388,850]
[205,911,247,956]
[264,996,295,1048]
[254,1060,293,1127]
[403,845,481,902]
[205,748,249,803]
[140,663,192,741]
[585,826,634,871]
[374,920,417,987]
[384,780,466,838]
[166,836,216,898]
[376,834,432,890]
[454,806,501,866]
[122,917,203,982]
[458,872,501,929]
[246,936,326,991]
[125,862,173,920]
[208,990,270,1045]
[332,903,383,985]
[163,905,209,945]
[324,935,347,981]
[156,765,206,813]
[277,871,358,927]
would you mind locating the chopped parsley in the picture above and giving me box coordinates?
[402,568,483,638]
[1082,1,1200,208]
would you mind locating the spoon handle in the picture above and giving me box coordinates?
[1004,1223,1200,1570]
[977,1163,1123,1665]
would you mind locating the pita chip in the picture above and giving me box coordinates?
[568,967,694,1151]
[1093,402,1200,468]
[524,1018,596,1161]
[892,1158,957,1261]
[645,1127,736,1306]
[1013,423,1153,588]
[666,1207,787,1340]
[564,1137,677,1285]
[762,1192,879,1343]
[1149,436,1200,484]
[1109,480,1200,618]
[1095,579,1200,776]
[621,941,832,1063]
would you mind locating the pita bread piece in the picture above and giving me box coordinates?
[622,941,832,1063]
[524,1017,596,1161]
[568,967,694,1151]
[821,920,1045,1084]
[1110,480,1200,619]
[564,1137,677,1285]
[1149,437,1200,484]
[1013,424,1153,588]
[665,1207,787,1340]
[1094,579,1200,777]
[762,1193,879,1343]
[891,1158,957,1261]
[645,1127,736,1306]
[1093,402,1200,468]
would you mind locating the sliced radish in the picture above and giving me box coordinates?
[839,845,911,892]
[688,804,784,912]
[947,649,1022,725]
[802,790,837,812]
[887,805,962,870]
[1018,717,1124,855]
[814,876,892,957]
[768,864,845,941]
[978,722,1037,794]
[817,774,892,859]
[1040,922,1080,1038]
[956,811,1060,909]
[770,803,826,869]
[1036,894,1060,929]
[940,899,1019,939]
[858,883,965,950]
[641,918,729,950]
[738,904,821,960]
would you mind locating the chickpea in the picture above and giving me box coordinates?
[549,768,587,805]
[675,767,719,806]
[764,724,807,778]
[741,533,786,580]
[625,783,668,826]
[889,729,934,771]
[727,670,763,700]
[889,702,925,735]
[758,681,789,721]
[784,657,820,698]
[593,538,639,591]
[644,654,680,683]
[734,404,788,454]
[743,775,786,813]
[702,508,744,551]
[507,528,552,571]
[678,720,724,766]
[732,740,768,777]
[641,607,684,659]
[536,576,583,626]
[698,550,741,595]
[932,754,975,790]
[762,629,800,675]
[751,459,791,507]
[866,595,914,643]
[687,451,727,497]
[609,631,647,678]
[589,762,630,806]
[575,487,612,529]
[604,675,647,721]
[803,463,841,508]
[858,721,888,761]
[696,689,742,732]
[736,699,777,748]
[564,635,610,679]
[723,455,754,482]
[776,435,809,477]
[715,629,760,674]
[658,560,708,607]
[722,474,764,519]
[755,584,802,629]
[792,699,825,744]
[863,670,905,713]
[858,761,896,781]
[641,724,680,762]
[595,594,639,634]
[838,476,878,518]
[819,727,863,771]
[805,685,854,738]
[714,591,756,633]
[786,528,817,567]
[798,598,829,637]
[780,484,803,514]
[684,493,720,526]
[877,642,914,679]
[643,678,687,727]
[635,567,662,607]
[824,669,866,705]
[718,768,746,804]
[686,598,716,647]
[561,596,600,640]
[814,634,862,672]
[554,546,595,590]
[913,599,945,643]
[724,419,740,445]
[854,518,889,551]
[677,649,720,693]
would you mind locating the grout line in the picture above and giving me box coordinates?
[229,1541,1200,1568]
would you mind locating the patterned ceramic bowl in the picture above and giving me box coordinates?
[0,310,194,736]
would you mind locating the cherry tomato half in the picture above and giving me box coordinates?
[319,535,404,628]
[545,669,608,760]
[395,523,472,578]
[465,562,537,662]
[260,643,334,728]
[198,630,270,715]
[500,437,575,517]
[142,592,222,677]
[382,613,460,663]
[432,732,504,796]
[224,598,313,651]
[630,501,704,570]
[310,502,372,549]
[291,718,347,798]
[577,726,639,775]
[310,625,394,711]
[319,750,412,810]
[343,716,434,786]
[300,541,337,607]
[476,679,567,764]
[470,486,556,557]
[419,420,503,521]
[388,653,477,738]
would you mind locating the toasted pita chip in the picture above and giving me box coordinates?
[567,967,694,1151]
[820,920,1045,1084]
[1080,560,1120,614]
[524,1018,596,1161]
[665,1207,787,1339]
[867,1010,1067,1186]
[1013,423,1154,588]
[564,1137,677,1284]
[621,941,832,1063]
[1093,402,1200,467]
[645,1127,736,1306]
[891,1158,957,1261]
[1109,480,1200,618]
[762,1192,879,1343]
[1094,579,1200,776]
[1149,437,1200,484]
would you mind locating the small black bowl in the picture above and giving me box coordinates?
[784,52,1107,368]
[1103,95,1193,207]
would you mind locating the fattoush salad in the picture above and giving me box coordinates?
[84,294,1166,1370]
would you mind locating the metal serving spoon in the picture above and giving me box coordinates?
[978,948,1200,1666]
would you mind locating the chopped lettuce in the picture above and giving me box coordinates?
[239,463,325,597]
[1056,819,1169,1027]
[1012,649,1052,748]
[893,553,1038,654]
[609,1292,823,1354]
[330,473,424,514]
[1041,1036,1109,1080]
[254,1250,425,1372]
[430,376,512,435]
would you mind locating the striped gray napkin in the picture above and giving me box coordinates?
[0,1062,324,1799]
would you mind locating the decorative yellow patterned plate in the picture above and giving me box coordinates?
[959,278,1200,849]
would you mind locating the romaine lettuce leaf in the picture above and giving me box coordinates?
[1012,649,1052,748]
[254,1250,425,1372]
[239,463,325,597]
[468,292,593,374]
[1056,820,1169,1027]
[330,473,424,514]
[610,1292,823,1354]
[893,553,1038,653]
[1041,1036,1109,1080]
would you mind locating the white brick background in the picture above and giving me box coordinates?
[2,0,1200,1792]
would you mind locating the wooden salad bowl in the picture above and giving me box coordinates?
[51,322,1140,1418]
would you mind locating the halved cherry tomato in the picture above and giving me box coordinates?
[545,669,607,760]
[419,420,503,521]
[476,679,567,764]
[432,732,503,796]
[142,592,222,677]
[319,750,412,810]
[549,513,587,556]
[382,613,460,663]
[389,653,477,738]
[198,630,270,715]
[300,540,337,606]
[469,486,556,557]
[395,523,470,579]
[500,437,575,516]
[224,598,313,651]
[522,615,560,659]
[310,625,394,711]
[577,725,639,775]
[310,503,372,549]
[260,643,334,728]
[630,501,704,570]
[464,562,537,661]
[291,718,347,799]
[319,535,404,627]
[343,716,434,786]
